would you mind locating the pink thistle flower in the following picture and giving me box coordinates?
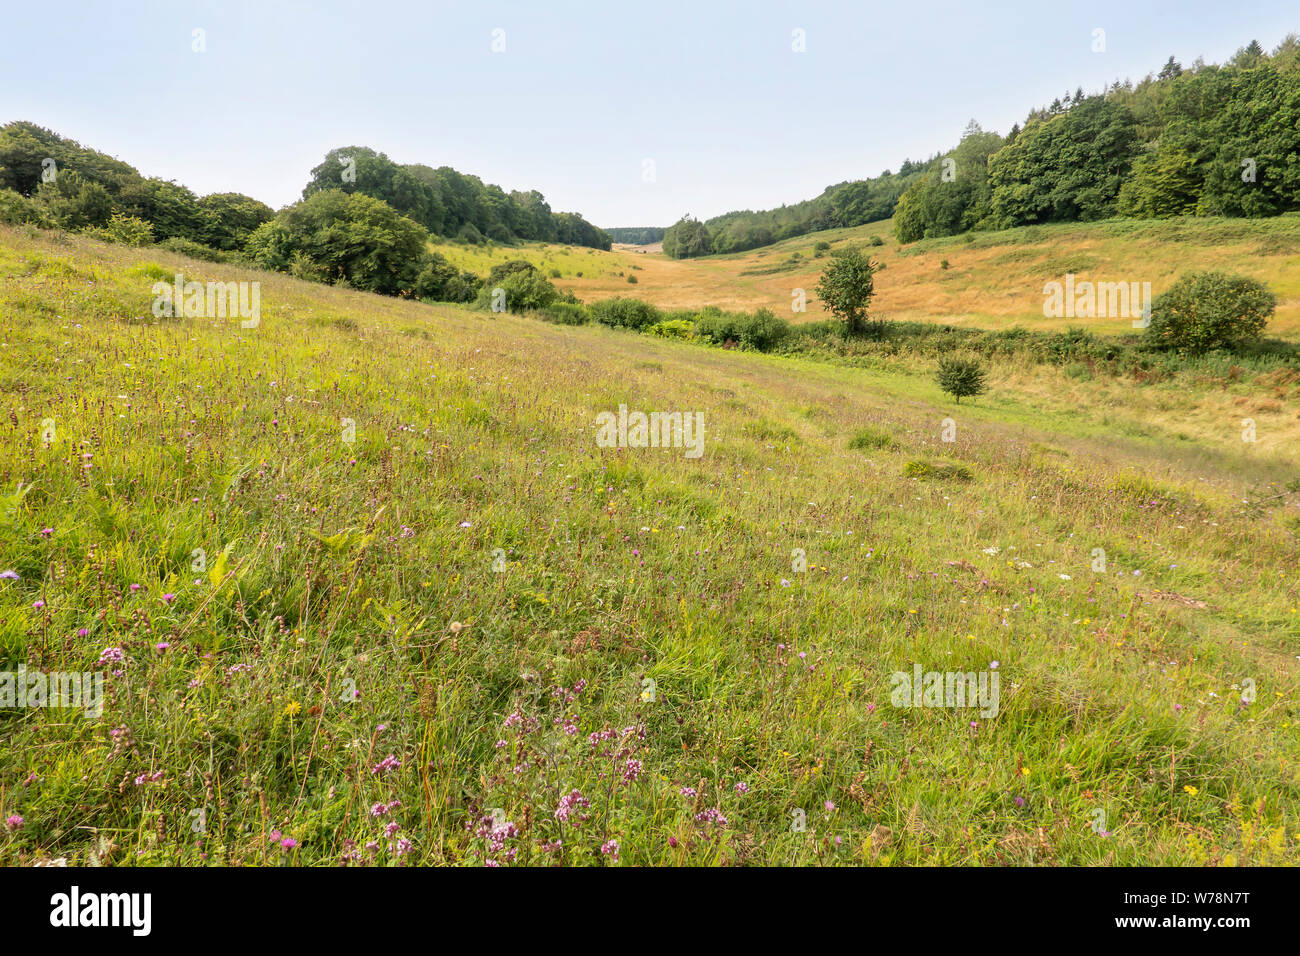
[370,754,401,775]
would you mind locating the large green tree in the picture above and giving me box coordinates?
[245,189,432,296]
[661,215,713,259]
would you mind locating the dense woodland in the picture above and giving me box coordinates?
[0,125,610,253]
[299,146,610,250]
[604,226,666,245]
[661,35,1300,257]
[0,121,275,256]
[0,123,608,297]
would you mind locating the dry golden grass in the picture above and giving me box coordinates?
[439,216,1300,337]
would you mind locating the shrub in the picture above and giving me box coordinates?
[487,260,537,286]
[549,268,562,278]
[813,240,831,257]
[935,357,988,403]
[1044,326,1100,362]
[589,297,661,330]
[627,274,638,283]
[414,252,481,302]
[542,302,590,325]
[0,188,46,226]
[647,318,695,339]
[82,212,153,247]
[245,190,429,295]
[1146,271,1276,354]
[693,307,790,351]
[490,269,559,312]
[158,236,232,262]
[868,235,885,247]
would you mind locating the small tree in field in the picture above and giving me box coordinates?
[815,247,878,336]
[935,357,987,403]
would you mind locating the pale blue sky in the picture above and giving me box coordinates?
[2,1,1296,228]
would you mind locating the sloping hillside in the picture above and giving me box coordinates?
[1,227,1297,865]
[432,215,1300,336]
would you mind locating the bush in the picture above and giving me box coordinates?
[693,307,790,351]
[245,190,430,296]
[414,252,481,302]
[0,188,46,226]
[647,318,695,339]
[627,274,638,283]
[542,302,590,325]
[813,240,831,257]
[589,297,662,330]
[158,236,233,262]
[478,268,559,312]
[82,212,153,246]
[935,357,988,403]
[868,235,885,246]
[487,259,537,286]
[1146,271,1276,354]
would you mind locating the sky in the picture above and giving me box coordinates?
[2,0,1297,229]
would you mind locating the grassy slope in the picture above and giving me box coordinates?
[434,215,1300,336]
[1,225,1297,866]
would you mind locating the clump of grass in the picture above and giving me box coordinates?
[743,420,799,443]
[848,426,895,450]
[904,459,973,481]
[1108,471,1177,506]
[126,262,170,281]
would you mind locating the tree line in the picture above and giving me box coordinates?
[299,146,610,249]
[662,165,920,258]
[0,122,612,300]
[604,226,666,245]
[0,121,275,255]
[662,34,1300,257]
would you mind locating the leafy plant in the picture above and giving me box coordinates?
[814,247,879,336]
[1146,271,1276,354]
[935,357,988,403]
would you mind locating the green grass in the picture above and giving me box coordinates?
[0,225,1297,866]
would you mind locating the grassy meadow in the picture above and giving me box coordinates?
[1,222,1298,867]
[434,215,1300,336]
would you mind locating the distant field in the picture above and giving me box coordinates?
[2,226,1297,866]
[436,215,1300,336]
